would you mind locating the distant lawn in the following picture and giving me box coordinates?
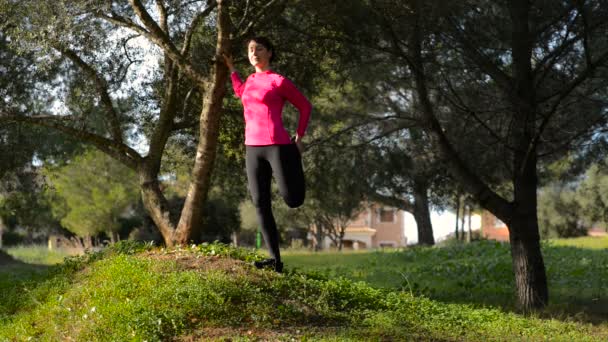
[0,242,605,341]
[551,236,608,249]
[282,239,608,323]
[4,245,81,265]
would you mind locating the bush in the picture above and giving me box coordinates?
[538,185,587,238]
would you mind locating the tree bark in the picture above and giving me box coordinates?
[173,0,231,245]
[139,162,177,245]
[466,204,472,243]
[454,194,461,240]
[509,187,548,309]
[84,235,93,249]
[507,0,549,310]
[0,217,4,249]
[413,178,435,245]
[460,201,466,242]
[314,219,324,251]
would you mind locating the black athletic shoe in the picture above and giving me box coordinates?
[254,258,283,273]
[275,261,284,273]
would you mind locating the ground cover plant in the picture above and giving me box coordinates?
[0,241,606,341]
[283,239,608,323]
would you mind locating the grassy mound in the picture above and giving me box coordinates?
[0,242,604,341]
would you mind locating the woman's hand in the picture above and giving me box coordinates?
[222,53,235,72]
[294,134,305,154]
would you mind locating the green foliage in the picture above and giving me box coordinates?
[191,241,261,263]
[43,149,139,238]
[199,196,241,243]
[538,184,587,238]
[0,242,604,341]
[0,170,62,244]
[539,158,608,238]
[578,162,608,229]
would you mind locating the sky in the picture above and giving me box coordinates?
[403,210,481,245]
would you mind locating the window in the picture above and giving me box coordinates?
[379,208,394,222]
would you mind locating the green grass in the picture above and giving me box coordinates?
[4,245,81,265]
[0,241,606,341]
[551,236,608,249]
[283,240,608,319]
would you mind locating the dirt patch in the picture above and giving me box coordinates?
[176,326,329,342]
[138,251,257,277]
[0,249,16,266]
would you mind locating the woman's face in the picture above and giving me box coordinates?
[248,40,272,70]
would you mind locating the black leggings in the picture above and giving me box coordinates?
[246,143,305,262]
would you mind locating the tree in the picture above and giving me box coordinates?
[577,161,608,231]
[1,0,286,246]
[305,141,370,250]
[161,140,246,244]
[379,0,608,309]
[538,184,586,238]
[44,149,140,242]
[303,0,608,309]
[277,0,461,247]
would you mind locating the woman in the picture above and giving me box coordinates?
[223,37,312,273]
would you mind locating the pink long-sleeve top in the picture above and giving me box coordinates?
[230,70,312,145]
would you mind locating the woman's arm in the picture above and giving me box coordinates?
[223,53,245,98]
[278,77,312,139]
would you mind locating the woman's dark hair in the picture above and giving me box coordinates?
[248,36,276,63]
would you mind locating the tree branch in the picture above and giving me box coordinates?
[575,0,593,68]
[236,0,284,37]
[0,113,141,170]
[368,192,415,213]
[440,72,512,150]
[55,46,124,144]
[181,0,217,56]
[410,4,512,223]
[155,0,168,34]
[445,16,514,93]
[98,3,208,85]
[306,114,412,150]
[532,49,608,155]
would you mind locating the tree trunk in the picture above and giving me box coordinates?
[467,204,472,243]
[139,164,178,246]
[413,179,435,245]
[508,205,548,310]
[454,194,460,240]
[337,228,345,251]
[460,202,466,242]
[0,220,3,249]
[84,235,93,249]
[109,231,120,244]
[174,0,231,245]
[314,220,324,251]
[508,0,548,310]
